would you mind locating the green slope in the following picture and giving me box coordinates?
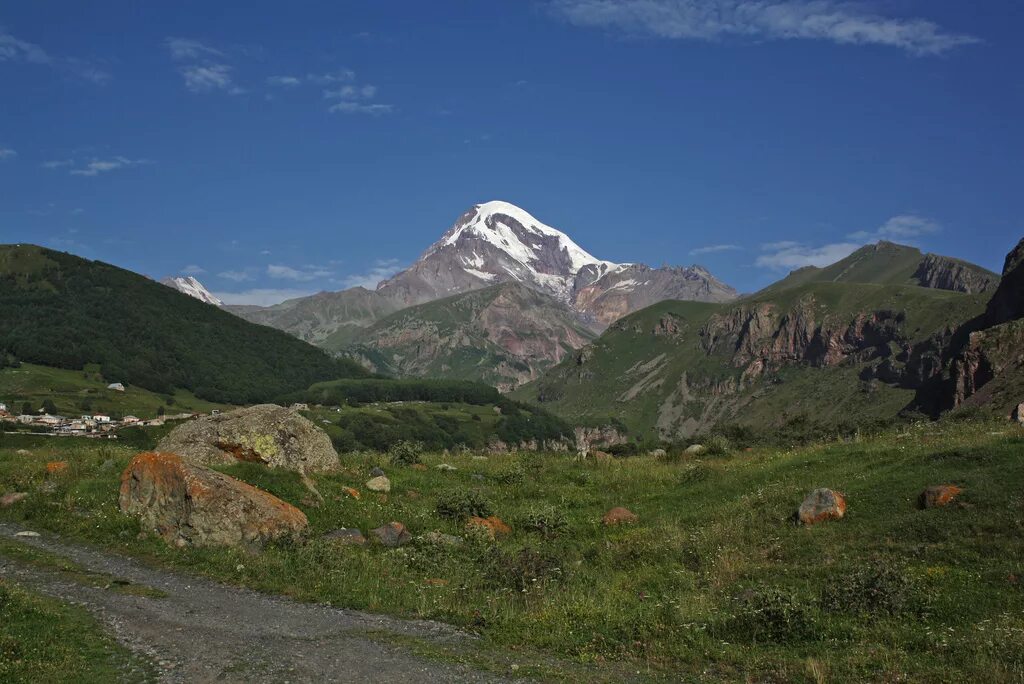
[0,245,369,405]
[515,281,986,440]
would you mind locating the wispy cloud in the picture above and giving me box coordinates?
[182,264,206,275]
[218,269,254,282]
[550,0,980,55]
[0,147,16,160]
[266,75,301,87]
[181,63,235,93]
[267,264,335,281]
[0,27,50,63]
[324,77,392,114]
[215,288,316,307]
[328,101,394,115]
[848,214,940,242]
[166,37,241,94]
[55,156,152,177]
[166,37,223,61]
[755,241,861,270]
[340,259,405,289]
[690,243,740,256]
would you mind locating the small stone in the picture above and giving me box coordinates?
[45,461,69,475]
[602,507,638,526]
[919,485,962,509]
[684,444,706,455]
[372,522,411,547]
[466,516,511,540]
[1,492,28,508]
[651,449,667,458]
[341,486,361,500]
[436,463,457,472]
[324,528,367,546]
[422,531,464,547]
[366,476,391,493]
[798,488,846,525]
[14,531,40,538]
[370,466,386,478]
[15,449,31,456]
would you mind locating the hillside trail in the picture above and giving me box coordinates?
[0,523,508,683]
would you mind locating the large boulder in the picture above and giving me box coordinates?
[919,485,962,509]
[798,488,846,525]
[119,452,308,549]
[156,404,338,473]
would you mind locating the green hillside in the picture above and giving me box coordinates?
[516,281,986,441]
[760,241,998,295]
[0,245,369,405]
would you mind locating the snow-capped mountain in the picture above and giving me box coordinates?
[376,200,737,325]
[160,276,223,306]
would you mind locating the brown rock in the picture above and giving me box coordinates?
[366,475,391,493]
[919,485,962,509]
[372,522,411,547]
[45,461,69,475]
[601,507,639,526]
[1,492,28,508]
[323,528,366,546]
[466,516,511,539]
[798,488,846,525]
[119,452,308,549]
[341,486,361,500]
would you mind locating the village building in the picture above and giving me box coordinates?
[107,383,126,392]
[122,415,140,424]
[93,414,112,423]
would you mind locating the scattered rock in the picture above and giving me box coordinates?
[372,522,411,547]
[798,488,846,525]
[155,404,338,474]
[341,486,361,500]
[370,466,386,477]
[366,476,391,493]
[323,528,367,546]
[1015,402,1024,424]
[436,463,458,472]
[119,452,308,549]
[1,492,28,508]
[651,448,667,458]
[422,531,463,547]
[601,507,639,526]
[45,461,69,475]
[14,531,40,538]
[15,449,31,456]
[684,444,706,455]
[465,516,511,540]
[919,485,962,509]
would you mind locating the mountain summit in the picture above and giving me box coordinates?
[377,201,738,326]
[160,276,223,306]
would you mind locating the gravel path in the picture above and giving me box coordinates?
[0,523,508,683]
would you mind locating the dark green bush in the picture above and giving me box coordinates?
[388,440,424,466]
[436,489,493,520]
[820,559,918,617]
[518,504,569,538]
[722,586,817,643]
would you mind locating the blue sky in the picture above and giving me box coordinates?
[1,1,1021,303]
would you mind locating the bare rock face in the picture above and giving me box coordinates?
[913,254,998,294]
[156,405,338,474]
[119,452,308,549]
[798,489,846,525]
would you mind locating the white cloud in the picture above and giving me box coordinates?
[0,147,16,160]
[340,259,405,289]
[755,241,861,270]
[215,288,316,306]
[66,58,111,85]
[690,243,740,256]
[307,69,356,84]
[328,101,394,115]
[267,264,334,281]
[847,214,941,242]
[218,270,253,282]
[181,64,235,92]
[41,159,73,169]
[63,156,151,177]
[182,264,206,275]
[266,75,301,87]
[550,0,979,55]
[166,37,223,61]
[0,28,50,63]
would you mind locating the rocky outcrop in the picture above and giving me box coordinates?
[913,253,998,294]
[573,425,629,455]
[156,405,338,474]
[797,489,846,525]
[984,237,1024,326]
[119,452,308,549]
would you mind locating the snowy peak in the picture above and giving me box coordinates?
[160,276,223,306]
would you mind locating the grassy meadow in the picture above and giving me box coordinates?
[0,419,1023,681]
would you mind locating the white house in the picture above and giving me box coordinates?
[0,402,7,412]
[17,415,34,424]
[122,415,140,424]
[93,414,112,423]
[107,383,126,392]
[36,415,63,426]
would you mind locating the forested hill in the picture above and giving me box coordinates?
[0,245,370,404]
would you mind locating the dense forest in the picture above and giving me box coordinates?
[0,245,369,404]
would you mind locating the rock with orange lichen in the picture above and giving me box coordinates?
[798,488,846,525]
[119,452,308,549]
[45,461,69,475]
[465,516,511,540]
[341,486,361,500]
[601,507,638,526]
[919,485,962,509]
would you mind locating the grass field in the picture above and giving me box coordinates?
[0,363,227,420]
[1,420,1023,681]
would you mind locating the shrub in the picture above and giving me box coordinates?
[388,440,424,466]
[820,559,917,617]
[704,434,732,456]
[483,546,565,592]
[519,504,569,538]
[436,489,493,520]
[723,586,817,643]
[494,464,526,486]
